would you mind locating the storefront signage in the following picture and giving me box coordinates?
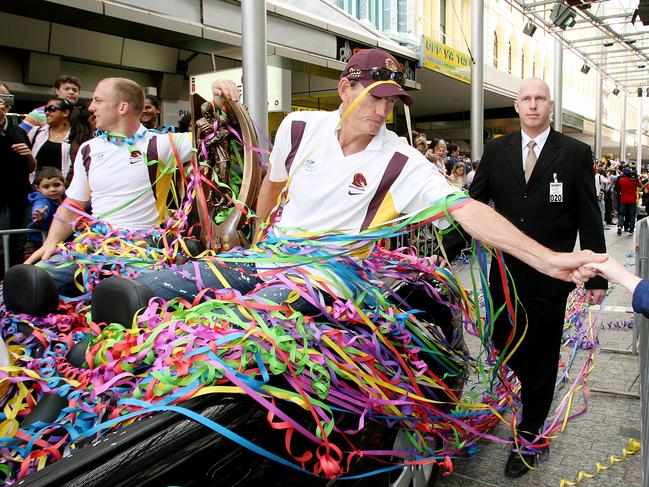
[421,36,471,84]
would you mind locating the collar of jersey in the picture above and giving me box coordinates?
[95,124,148,147]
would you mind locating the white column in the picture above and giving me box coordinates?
[470,0,484,160]
[553,38,563,132]
[620,92,627,161]
[638,97,643,172]
[594,70,602,160]
[241,0,268,150]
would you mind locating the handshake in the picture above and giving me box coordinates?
[580,255,642,296]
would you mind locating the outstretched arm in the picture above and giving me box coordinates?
[25,198,88,264]
[585,257,641,294]
[450,199,606,284]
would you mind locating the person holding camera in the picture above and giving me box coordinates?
[0,83,36,274]
[616,167,641,235]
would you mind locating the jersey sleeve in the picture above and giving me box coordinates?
[156,132,194,164]
[20,107,45,133]
[397,159,461,216]
[267,115,292,183]
[65,143,92,203]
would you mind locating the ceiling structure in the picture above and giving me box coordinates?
[512,0,649,93]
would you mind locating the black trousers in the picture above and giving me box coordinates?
[490,283,568,441]
[604,191,613,224]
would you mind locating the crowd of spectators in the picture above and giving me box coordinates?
[593,154,648,235]
[410,131,477,190]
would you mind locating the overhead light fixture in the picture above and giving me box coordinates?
[603,42,614,47]
[523,21,537,37]
[551,4,577,30]
[646,87,649,97]
[639,87,644,97]
[625,40,637,45]
[612,87,620,96]
[580,64,591,74]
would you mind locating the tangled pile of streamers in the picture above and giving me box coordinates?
[0,139,608,484]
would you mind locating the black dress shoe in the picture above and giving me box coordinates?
[504,449,536,478]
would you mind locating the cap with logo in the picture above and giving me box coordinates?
[340,48,413,107]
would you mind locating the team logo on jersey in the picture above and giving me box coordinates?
[348,172,367,195]
[129,150,143,164]
[304,159,317,172]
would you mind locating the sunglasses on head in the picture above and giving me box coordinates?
[44,105,64,113]
[345,67,406,86]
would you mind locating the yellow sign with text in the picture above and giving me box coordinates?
[422,36,471,84]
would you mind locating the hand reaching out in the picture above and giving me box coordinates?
[32,206,48,224]
[585,256,642,294]
[212,80,240,103]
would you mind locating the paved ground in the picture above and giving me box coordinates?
[436,225,644,487]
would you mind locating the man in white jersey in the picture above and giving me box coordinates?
[2,77,195,307]
[79,48,605,316]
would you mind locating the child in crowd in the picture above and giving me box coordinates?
[24,167,65,258]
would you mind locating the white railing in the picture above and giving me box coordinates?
[635,217,649,487]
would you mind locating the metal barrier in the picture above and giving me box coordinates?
[636,217,649,487]
[393,223,473,261]
[394,224,437,256]
[0,228,45,272]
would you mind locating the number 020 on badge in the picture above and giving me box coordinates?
[549,182,563,203]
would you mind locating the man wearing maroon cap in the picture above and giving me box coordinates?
[252,48,603,287]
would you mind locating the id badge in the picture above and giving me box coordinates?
[549,182,563,203]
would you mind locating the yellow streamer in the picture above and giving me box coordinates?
[559,438,640,487]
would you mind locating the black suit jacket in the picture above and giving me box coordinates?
[469,128,607,296]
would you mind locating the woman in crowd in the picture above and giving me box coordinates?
[141,95,162,130]
[69,105,96,163]
[449,161,467,189]
[594,168,610,227]
[413,136,428,155]
[28,98,74,181]
[425,152,449,179]
[426,138,449,174]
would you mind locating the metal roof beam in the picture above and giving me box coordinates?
[581,47,637,55]
[573,12,632,24]
[567,31,647,45]
[521,0,557,8]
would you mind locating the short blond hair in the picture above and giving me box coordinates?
[104,77,145,116]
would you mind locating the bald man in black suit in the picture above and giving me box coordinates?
[470,77,607,478]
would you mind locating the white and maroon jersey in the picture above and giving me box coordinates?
[66,125,192,230]
[268,110,459,237]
